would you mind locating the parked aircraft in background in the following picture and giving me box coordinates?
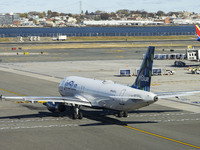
[195,25,200,41]
[1,46,199,119]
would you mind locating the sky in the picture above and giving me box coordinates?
[1,0,200,14]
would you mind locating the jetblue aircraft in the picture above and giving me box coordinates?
[195,25,200,41]
[1,46,199,119]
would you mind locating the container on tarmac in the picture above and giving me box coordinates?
[120,69,131,76]
[135,68,162,76]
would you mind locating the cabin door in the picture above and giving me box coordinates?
[119,89,126,105]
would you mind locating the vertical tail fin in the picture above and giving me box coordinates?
[195,25,200,41]
[131,46,155,92]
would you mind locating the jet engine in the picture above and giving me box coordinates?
[45,102,66,113]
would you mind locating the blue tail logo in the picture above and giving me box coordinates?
[131,46,155,92]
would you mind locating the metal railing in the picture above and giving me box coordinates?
[0,31,196,38]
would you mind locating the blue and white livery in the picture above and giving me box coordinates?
[1,46,199,119]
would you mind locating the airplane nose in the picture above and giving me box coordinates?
[154,96,158,102]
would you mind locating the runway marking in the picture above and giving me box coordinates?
[158,118,200,122]
[128,113,200,123]
[151,83,160,86]
[0,124,78,130]
[0,118,67,123]
[105,50,124,53]
[0,88,45,103]
[2,88,200,149]
[146,118,200,123]
[124,125,200,149]
[0,88,24,96]
[0,117,85,123]
[14,101,31,103]
[115,56,124,58]
[128,112,198,118]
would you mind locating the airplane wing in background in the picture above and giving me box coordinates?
[0,96,92,107]
[110,96,143,100]
[155,91,200,99]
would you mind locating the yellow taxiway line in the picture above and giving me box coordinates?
[124,125,200,149]
[0,88,46,103]
[0,88,24,96]
[1,88,200,149]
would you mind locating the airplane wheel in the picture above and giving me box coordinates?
[78,112,83,119]
[117,111,123,117]
[72,113,78,119]
[123,111,128,117]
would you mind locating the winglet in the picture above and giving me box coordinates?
[0,95,5,101]
[131,46,155,92]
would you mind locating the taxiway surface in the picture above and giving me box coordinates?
[0,39,200,63]
[0,70,200,150]
[0,42,200,150]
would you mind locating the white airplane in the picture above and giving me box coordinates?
[1,46,199,119]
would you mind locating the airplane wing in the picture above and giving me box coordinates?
[155,91,200,99]
[0,96,92,107]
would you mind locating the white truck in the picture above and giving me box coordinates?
[52,35,67,41]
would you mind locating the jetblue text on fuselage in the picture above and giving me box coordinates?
[65,81,77,88]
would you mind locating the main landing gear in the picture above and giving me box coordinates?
[71,105,83,119]
[117,111,128,118]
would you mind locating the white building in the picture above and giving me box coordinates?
[173,18,200,24]
[83,20,164,26]
[67,17,77,24]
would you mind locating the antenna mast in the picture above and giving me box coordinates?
[80,0,82,15]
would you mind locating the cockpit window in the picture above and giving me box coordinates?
[59,79,66,87]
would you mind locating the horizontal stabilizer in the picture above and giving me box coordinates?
[110,95,143,100]
[156,91,200,99]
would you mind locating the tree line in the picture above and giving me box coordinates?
[18,9,196,20]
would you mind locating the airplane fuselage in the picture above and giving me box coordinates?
[2,46,200,119]
[58,76,157,111]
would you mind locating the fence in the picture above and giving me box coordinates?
[0,31,196,38]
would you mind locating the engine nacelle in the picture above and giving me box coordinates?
[45,102,66,113]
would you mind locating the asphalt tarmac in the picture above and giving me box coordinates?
[0,39,200,63]
[0,47,189,63]
[0,70,200,150]
[0,41,200,150]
